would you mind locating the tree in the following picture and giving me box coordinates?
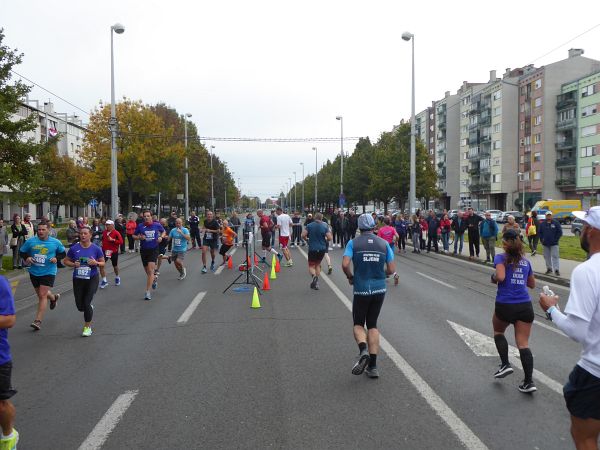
[345,137,373,212]
[0,29,51,192]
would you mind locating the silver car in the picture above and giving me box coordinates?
[485,209,503,221]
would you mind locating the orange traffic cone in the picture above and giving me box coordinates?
[275,258,281,273]
[247,256,252,268]
[254,254,259,265]
[227,256,233,269]
[262,272,271,290]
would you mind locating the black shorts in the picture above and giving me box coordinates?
[203,239,219,250]
[0,361,16,400]
[494,302,534,324]
[140,248,159,266]
[261,233,272,248]
[158,242,169,256]
[29,274,55,288]
[564,365,600,420]
[219,244,232,256]
[307,250,325,266]
[353,293,385,329]
[104,250,119,267]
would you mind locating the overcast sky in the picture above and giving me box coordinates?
[3,1,600,202]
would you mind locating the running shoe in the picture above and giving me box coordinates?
[0,429,18,450]
[494,364,514,378]
[210,262,216,272]
[30,320,41,331]
[310,277,318,290]
[50,293,60,310]
[167,256,172,264]
[82,326,92,337]
[555,270,560,277]
[285,261,294,267]
[181,268,187,280]
[152,276,158,290]
[352,349,370,375]
[115,276,121,286]
[201,266,208,274]
[99,279,109,289]
[327,265,333,275]
[144,292,151,301]
[518,380,537,393]
[365,366,379,378]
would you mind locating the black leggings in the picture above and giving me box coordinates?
[127,235,135,251]
[73,275,99,323]
[190,228,201,248]
[352,293,385,329]
[398,234,406,250]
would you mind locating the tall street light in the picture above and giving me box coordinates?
[336,116,344,208]
[299,162,305,214]
[517,172,525,212]
[183,113,192,219]
[293,171,297,212]
[402,31,416,214]
[210,145,215,211]
[592,160,600,206]
[288,178,292,211]
[110,22,125,219]
[312,147,318,211]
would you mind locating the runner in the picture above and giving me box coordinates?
[0,274,17,449]
[219,220,237,266]
[62,227,105,336]
[201,211,221,273]
[167,217,190,280]
[99,220,123,289]
[275,207,293,267]
[377,217,398,252]
[133,210,166,301]
[188,211,201,250]
[490,229,537,393]
[155,218,170,276]
[257,210,282,264]
[19,221,66,331]
[301,213,332,290]
[342,214,397,378]
[321,215,333,274]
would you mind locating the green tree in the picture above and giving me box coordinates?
[345,137,373,212]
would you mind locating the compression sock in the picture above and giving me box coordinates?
[519,348,534,383]
[494,335,509,366]
[368,354,377,368]
[358,342,367,353]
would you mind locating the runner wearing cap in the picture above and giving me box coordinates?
[99,220,123,289]
[490,228,537,393]
[540,206,600,448]
[342,214,397,378]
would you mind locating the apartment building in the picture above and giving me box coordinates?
[434,92,460,209]
[415,105,435,166]
[557,70,600,207]
[518,49,600,208]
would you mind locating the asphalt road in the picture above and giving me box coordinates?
[8,241,581,449]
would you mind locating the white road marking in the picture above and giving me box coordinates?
[215,248,237,275]
[177,291,206,324]
[296,247,488,450]
[416,271,456,289]
[448,321,563,395]
[78,390,138,450]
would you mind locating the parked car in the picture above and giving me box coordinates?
[485,209,503,221]
[498,211,525,224]
[571,218,584,236]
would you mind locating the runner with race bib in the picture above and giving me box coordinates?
[99,220,123,289]
[167,218,190,280]
[133,210,166,301]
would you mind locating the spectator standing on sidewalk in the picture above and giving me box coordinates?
[65,220,80,248]
[10,216,26,270]
[502,215,522,241]
[393,214,408,254]
[337,211,348,248]
[480,211,499,263]
[410,215,421,254]
[347,210,358,242]
[0,220,7,271]
[426,210,440,253]
[419,214,428,251]
[440,213,452,253]
[526,211,540,256]
[467,207,483,260]
[452,211,468,255]
[539,206,600,449]
[538,211,562,276]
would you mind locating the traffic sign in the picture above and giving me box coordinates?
[89,199,98,208]
[339,193,346,206]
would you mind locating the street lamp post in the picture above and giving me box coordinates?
[300,162,305,214]
[183,113,192,219]
[592,161,600,207]
[517,172,525,212]
[312,147,318,211]
[402,31,416,214]
[288,178,292,211]
[293,171,297,212]
[110,23,125,219]
[336,116,344,208]
[210,145,215,211]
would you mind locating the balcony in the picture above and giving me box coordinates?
[438,168,446,178]
[556,117,576,130]
[468,122,479,131]
[556,156,576,168]
[467,149,491,160]
[555,140,575,150]
[556,93,576,110]
[480,134,491,143]
[478,115,491,127]
[438,121,446,130]
[437,132,446,141]
[469,182,492,193]
[555,178,576,189]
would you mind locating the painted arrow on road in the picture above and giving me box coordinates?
[448,320,563,395]
[10,280,18,296]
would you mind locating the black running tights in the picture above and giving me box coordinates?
[73,275,99,323]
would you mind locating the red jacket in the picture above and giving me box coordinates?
[126,220,137,235]
[102,229,123,254]
[440,218,452,232]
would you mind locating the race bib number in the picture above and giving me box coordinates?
[105,250,113,258]
[205,232,213,239]
[174,238,182,247]
[33,253,47,266]
[75,266,91,279]
[145,230,156,240]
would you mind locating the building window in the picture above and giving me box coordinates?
[533,171,541,180]
[520,104,525,113]
[582,105,598,117]
[463,152,468,160]
[535,79,542,89]
[581,166,593,177]
[494,123,502,133]
[494,106,502,116]
[582,125,597,137]
[430,137,434,143]
[493,90,502,100]
[493,140,502,149]
[520,121,525,130]
[581,145,596,157]
[493,157,500,166]
[462,166,468,173]
[520,155,525,163]
[462,138,469,146]
[533,134,541,144]
[559,109,575,121]
[523,172,530,181]
[462,95,471,105]
[582,84,596,97]
[492,174,501,183]
[534,115,542,125]
[534,152,541,162]
[535,97,542,108]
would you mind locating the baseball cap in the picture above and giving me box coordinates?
[573,206,600,231]
[358,214,376,231]
[105,220,115,225]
